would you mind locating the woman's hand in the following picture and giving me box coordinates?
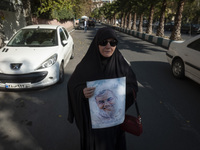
[83,87,95,98]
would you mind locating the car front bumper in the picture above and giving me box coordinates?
[166,52,173,65]
[0,63,60,89]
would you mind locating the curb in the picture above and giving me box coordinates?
[69,29,75,33]
[110,25,174,49]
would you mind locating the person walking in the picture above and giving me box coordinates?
[84,19,87,32]
[67,27,138,150]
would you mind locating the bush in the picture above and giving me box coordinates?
[51,8,74,21]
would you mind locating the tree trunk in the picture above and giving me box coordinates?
[138,14,143,33]
[124,13,128,28]
[113,14,116,26]
[146,4,155,34]
[131,12,137,30]
[120,13,124,27]
[0,11,5,48]
[22,0,32,25]
[0,24,5,48]
[170,0,185,40]
[128,12,132,29]
[156,0,167,37]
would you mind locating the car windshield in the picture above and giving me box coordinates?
[7,28,58,47]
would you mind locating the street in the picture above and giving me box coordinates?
[0,24,200,150]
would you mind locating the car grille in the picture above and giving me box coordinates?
[0,71,48,83]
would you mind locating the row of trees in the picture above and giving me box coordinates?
[7,0,200,41]
[91,0,200,40]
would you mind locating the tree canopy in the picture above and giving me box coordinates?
[30,0,92,20]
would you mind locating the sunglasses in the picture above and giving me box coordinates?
[98,40,118,47]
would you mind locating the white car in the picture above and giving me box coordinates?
[166,34,200,84]
[0,24,74,89]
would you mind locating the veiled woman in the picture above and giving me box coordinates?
[67,27,138,150]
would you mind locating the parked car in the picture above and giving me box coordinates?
[116,19,121,26]
[88,18,96,28]
[164,22,174,31]
[77,19,85,30]
[181,23,200,34]
[152,21,159,29]
[166,34,200,84]
[0,24,74,89]
[197,27,200,34]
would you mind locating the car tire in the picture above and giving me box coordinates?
[172,58,185,79]
[58,62,64,84]
[70,45,74,59]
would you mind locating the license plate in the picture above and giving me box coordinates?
[5,83,32,89]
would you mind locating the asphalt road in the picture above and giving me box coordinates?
[0,24,200,150]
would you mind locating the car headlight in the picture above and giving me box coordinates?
[36,54,57,70]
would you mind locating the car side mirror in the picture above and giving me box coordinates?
[62,40,68,46]
[4,40,9,44]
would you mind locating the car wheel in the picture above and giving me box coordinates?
[58,62,64,84]
[172,58,185,78]
[70,45,74,59]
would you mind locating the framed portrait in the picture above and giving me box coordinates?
[87,77,126,129]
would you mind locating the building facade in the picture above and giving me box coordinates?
[92,0,116,10]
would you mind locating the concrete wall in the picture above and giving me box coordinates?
[32,17,74,32]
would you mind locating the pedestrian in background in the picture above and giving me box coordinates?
[84,19,87,32]
[67,27,138,150]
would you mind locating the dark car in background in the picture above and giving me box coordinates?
[164,22,174,31]
[197,26,200,34]
[88,18,96,28]
[181,23,200,34]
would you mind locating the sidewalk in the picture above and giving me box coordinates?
[102,23,185,49]
[0,102,43,150]
[113,26,173,49]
